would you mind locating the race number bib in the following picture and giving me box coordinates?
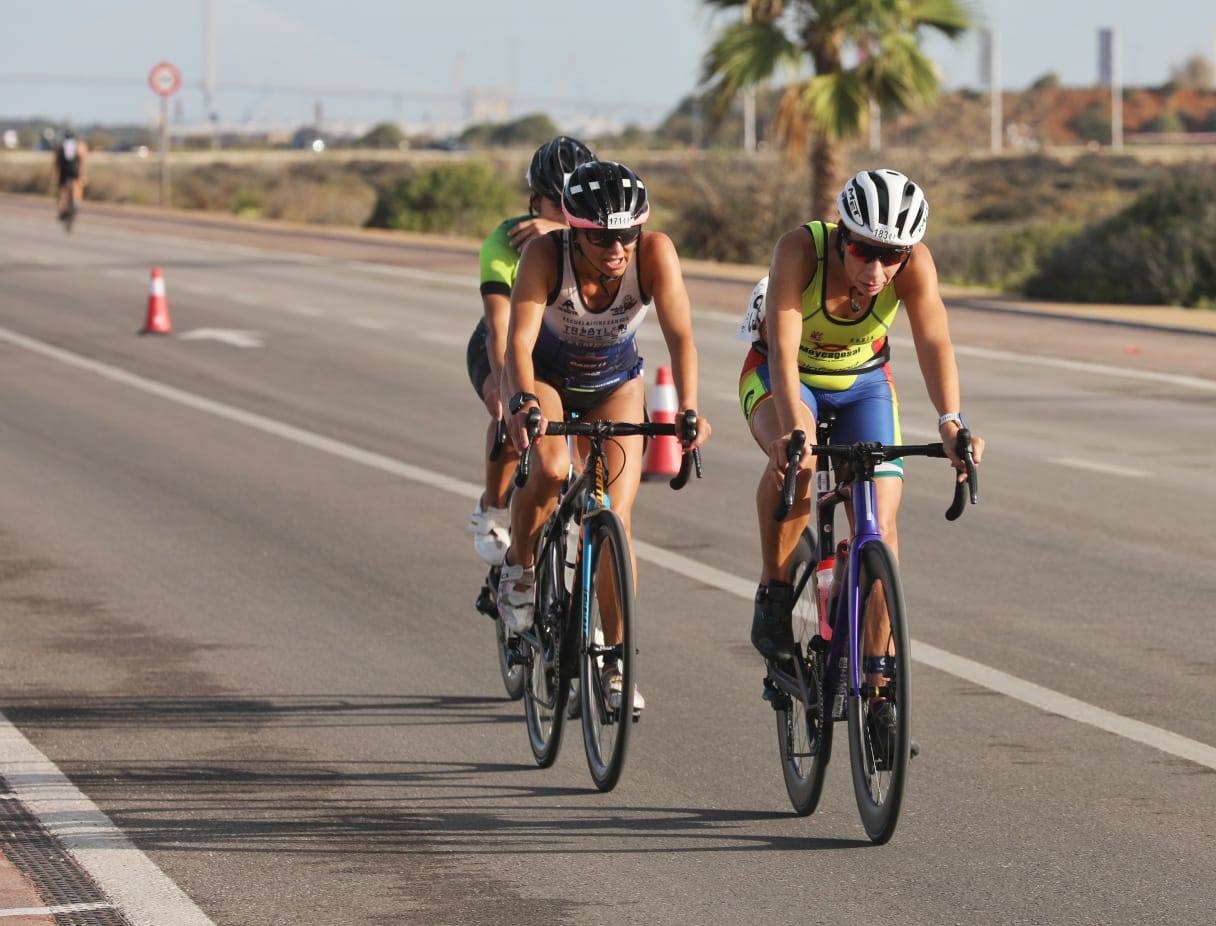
[736,276,769,342]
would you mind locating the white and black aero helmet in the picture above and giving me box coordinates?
[837,169,928,247]
[526,135,595,203]
[562,160,650,229]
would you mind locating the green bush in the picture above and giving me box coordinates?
[365,162,512,237]
[930,222,1079,291]
[1025,167,1216,306]
[1071,101,1111,143]
[662,158,809,264]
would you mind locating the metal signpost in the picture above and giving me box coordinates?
[147,61,182,207]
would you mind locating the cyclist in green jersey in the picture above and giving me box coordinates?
[466,136,595,564]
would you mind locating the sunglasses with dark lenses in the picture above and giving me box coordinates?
[583,226,641,248]
[845,238,911,266]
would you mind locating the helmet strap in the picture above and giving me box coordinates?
[573,236,617,288]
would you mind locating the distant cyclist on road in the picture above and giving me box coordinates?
[466,136,595,565]
[52,129,88,221]
[740,169,984,728]
[499,159,711,712]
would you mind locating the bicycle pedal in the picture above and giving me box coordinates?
[474,586,498,619]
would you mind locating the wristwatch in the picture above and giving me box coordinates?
[938,412,966,429]
[509,391,540,416]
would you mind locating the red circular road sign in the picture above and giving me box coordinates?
[147,61,182,97]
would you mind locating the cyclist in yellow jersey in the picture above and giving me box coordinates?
[466,136,594,564]
[741,170,985,683]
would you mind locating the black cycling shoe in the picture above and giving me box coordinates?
[867,700,921,768]
[751,581,796,660]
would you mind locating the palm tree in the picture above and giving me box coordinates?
[701,0,972,218]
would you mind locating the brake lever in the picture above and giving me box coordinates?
[945,428,979,521]
[513,408,543,488]
[774,429,807,521]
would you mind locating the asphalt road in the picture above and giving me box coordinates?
[0,197,1213,925]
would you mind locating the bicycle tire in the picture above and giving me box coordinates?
[775,530,833,815]
[578,510,635,792]
[522,519,570,767]
[846,539,911,844]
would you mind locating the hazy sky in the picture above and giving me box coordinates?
[1,0,1212,130]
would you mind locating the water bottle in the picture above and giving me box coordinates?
[815,555,835,641]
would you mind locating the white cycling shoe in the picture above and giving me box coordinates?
[496,558,535,633]
[468,496,510,566]
[601,663,645,713]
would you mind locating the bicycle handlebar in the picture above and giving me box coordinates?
[515,408,704,491]
[773,429,807,521]
[774,428,979,521]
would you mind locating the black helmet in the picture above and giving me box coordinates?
[526,135,594,203]
[561,160,650,229]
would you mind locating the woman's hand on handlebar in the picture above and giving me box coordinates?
[940,420,984,481]
[507,401,546,453]
[766,431,808,488]
[679,406,710,451]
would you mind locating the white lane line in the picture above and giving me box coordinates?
[0,719,215,925]
[0,902,115,918]
[914,642,1216,770]
[277,304,323,318]
[350,317,392,331]
[339,260,476,290]
[229,292,263,306]
[1049,456,1149,478]
[1,322,1211,776]
[419,331,467,347]
[702,315,1215,394]
[889,336,1216,393]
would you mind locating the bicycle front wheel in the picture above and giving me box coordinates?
[846,539,911,844]
[522,520,570,767]
[578,510,635,792]
[775,530,833,815]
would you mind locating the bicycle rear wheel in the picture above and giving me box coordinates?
[847,539,910,844]
[775,530,833,815]
[578,510,635,792]
[522,519,570,766]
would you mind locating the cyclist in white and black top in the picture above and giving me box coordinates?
[499,160,712,711]
[52,129,88,219]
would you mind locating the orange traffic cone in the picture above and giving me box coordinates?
[140,267,172,335]
[642,366,682,480]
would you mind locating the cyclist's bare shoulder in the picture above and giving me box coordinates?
[893,242,943,309]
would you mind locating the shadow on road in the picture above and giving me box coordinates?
[3,693,870,857]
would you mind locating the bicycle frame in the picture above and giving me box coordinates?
[818,469,884,714]
[550,427,612,650]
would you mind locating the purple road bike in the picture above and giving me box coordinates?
[765,416,977,843]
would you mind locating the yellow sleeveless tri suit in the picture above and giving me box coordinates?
[738,221,904,476]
